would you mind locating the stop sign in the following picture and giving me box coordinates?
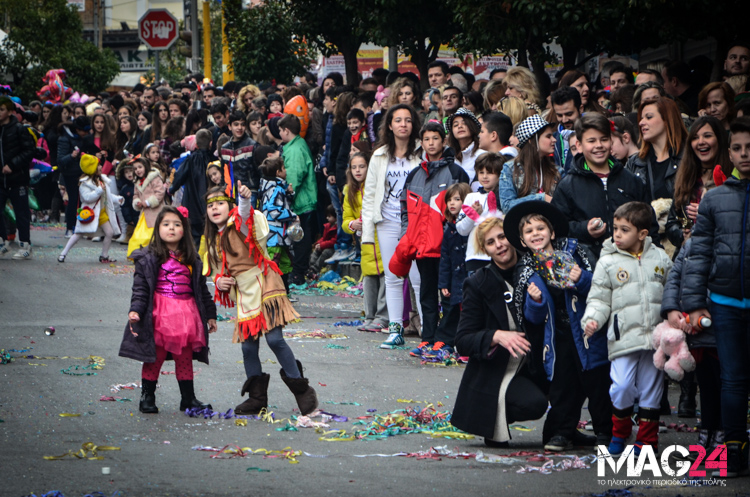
[138,9,178,50]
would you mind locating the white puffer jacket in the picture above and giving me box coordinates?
[581,237,673,360]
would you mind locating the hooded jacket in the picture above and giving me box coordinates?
[388,150,469,276]
[581,237,673,360]
[342,184,384,277]
[682,177,750,311]
[118,248,216,364]
[1,115,36,188]
[551,154,653,258]
[281,135,317,215]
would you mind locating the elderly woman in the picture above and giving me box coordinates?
[451,217,547,448]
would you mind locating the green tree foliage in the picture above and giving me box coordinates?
[287,0,370,85]
[369,0,459,89]
[0,0,119,102]
[224,0,313,84]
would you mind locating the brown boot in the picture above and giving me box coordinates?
[234,373,270,415]
[280,360,318,415]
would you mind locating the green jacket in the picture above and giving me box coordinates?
[282,135,317,214]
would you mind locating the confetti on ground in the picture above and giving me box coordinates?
[333,320,364,327]
[318,404,472,442]
[23,492,123,497]
[0,349,13,364]
[61,355,105,376]
[43,442,121,461]
[192,444,302,464]
[283,331,348,340]
[323,401,361,406]
[246,467,271,472]
[59,413,81,417]
[324,344,349,349]
[99,396,131,402]
[83,264,135,276]
[109,383,139,393]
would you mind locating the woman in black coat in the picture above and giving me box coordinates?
[451,217,547,447]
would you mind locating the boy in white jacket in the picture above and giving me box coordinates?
[582,202,673,456]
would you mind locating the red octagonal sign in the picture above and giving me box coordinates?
[138,9,178,50]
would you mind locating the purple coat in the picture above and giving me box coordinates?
[118,249,217,364]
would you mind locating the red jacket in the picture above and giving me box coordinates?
[388,190,444,277]
[316,222,337,250]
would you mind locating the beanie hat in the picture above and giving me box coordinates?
[515,114,551,148]
[267,93,283,109]
[267,117,282,140]
[80,153,99,176]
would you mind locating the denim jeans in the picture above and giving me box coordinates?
[711,301,750,443]
[326,181,352,247]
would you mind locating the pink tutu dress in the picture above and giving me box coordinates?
[152,252,207,355]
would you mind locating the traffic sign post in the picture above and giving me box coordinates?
[138,9,179,83]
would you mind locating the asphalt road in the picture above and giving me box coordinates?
[0,226,747,496]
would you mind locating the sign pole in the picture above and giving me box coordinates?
[155,51,160,84]
[202,0,211,79]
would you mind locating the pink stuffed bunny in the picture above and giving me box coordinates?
[652,320,696,381]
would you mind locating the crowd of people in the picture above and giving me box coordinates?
[2,39,750,477]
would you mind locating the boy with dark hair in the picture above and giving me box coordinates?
[683,117,750,478]
[608,65,634,94]
[0,97,36,259]
[582,201,672,456]
[168,98,188,118]
[478,111,516,161]
[258,156,296,289]
[279,113,317,285]
[504,200,612,452]
[346,108,368,146]
[220,110,258,203]
[353,92,377,147]
[170,128,213,245]
[210,102,230,152]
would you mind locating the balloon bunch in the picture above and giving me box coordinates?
[36,69,73,104]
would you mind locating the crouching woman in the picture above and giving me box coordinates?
[451,217,548,448]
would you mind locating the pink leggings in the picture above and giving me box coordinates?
[141,345,194,381]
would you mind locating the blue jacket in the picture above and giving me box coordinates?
[519,238,609,380]
[438,220,468,305]
[259,177,296,248]
[319,113,333,174]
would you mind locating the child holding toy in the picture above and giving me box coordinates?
[582,201,672,456]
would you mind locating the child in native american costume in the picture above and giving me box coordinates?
[202,183,317,415]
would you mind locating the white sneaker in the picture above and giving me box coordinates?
[91,236,102,242]
[0,239,9,258]
[325,248,355,264]
[64,230,73,239]
[115,234,128,244]
[12,242,32,260]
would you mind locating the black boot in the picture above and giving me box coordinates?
[660,379,671,415]
[280,360,318,415]
[139,379,158,414]
[234,374,270,415]
[678,372,697,418]
[714,441,750,478]
[178,380,212,411]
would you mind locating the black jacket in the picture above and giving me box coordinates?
[438,220,468,306]
[682,177,750,311]
[81,134,114,167]
[452,264,543,439]
[170,149,211,227]
[625,148,682,203]
[57,124,85,176]
[0,115,36,188]
[551,154,654,258]
[118,249,216,364]
[327,123,346,180]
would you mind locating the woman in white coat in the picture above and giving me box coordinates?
[58,153,123,263]
[360,104,423,349]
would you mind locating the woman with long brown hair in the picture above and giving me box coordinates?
[627,98,688,203]
[361,103,423,349]
[150,101,170,144]
[666,116,732,247]
[447,108,486,190]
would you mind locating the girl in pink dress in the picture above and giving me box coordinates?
[119,206,217,414]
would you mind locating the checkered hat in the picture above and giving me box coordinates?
[445,107,481,135]
[515,114,551,148]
